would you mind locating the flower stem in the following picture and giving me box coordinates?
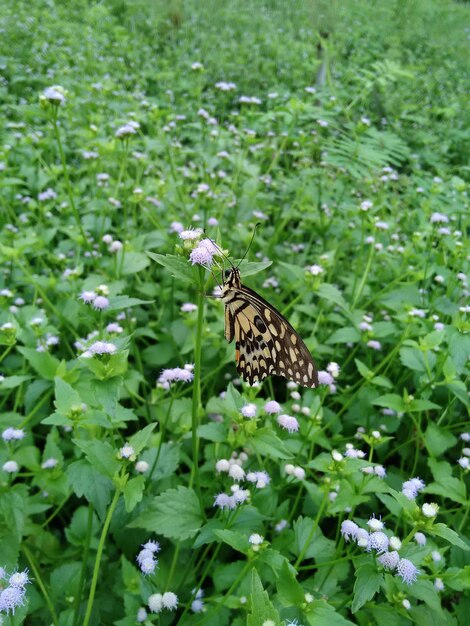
[82,488,121,626]
[51,111,89,247]
[294,490,329,568]
[352,243,374,308]
[189,270,205,512]
[22,544,59,626]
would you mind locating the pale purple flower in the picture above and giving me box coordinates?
[106,323,123,334]
[87,341,117,356]
[326,362,340,378]
[2,461,19,473]
[360,200,373,211]
[109,240,123,253]
[458,457,469,470]
[341,520,359,541]
[408,308,426,318]
[170,221,184,234]
[0,585,26,614]
[162,591,178,610]
[355,528,370,549]
[213,493,236,510]
[422,502,439,518]
[115,122,139,138]
[189,245,213,266]
[277,414,299,433]
[396,558,419,585]
[249,533,264,545]
[241,403,257,418]
[245,470,270,488]
[215,459,230,473]
[414,532,426,546]
[293,466,305,480]
[367,516,384,531]
[264,400,281,414]
[120,444,135,459]
[375,221,389,230]
[228,464,245,481]
[158,367,193,387]
[369,531,389,553]
[402,477,425,500]
[80,290,96,303]
[148,593,164,613]
[434,578,444,591]
[135,461,149,473]
[43,85,67,103]
[367,340,382,350]
[317,370,334,385]
[41,458,58,469]
[430,212,449,224]
[378,550,399,570]
[374,465,387,478]
[93,296,109,310]
[8,570,30,588]
[215,81,236,91]
[137,607,148,622]
[2,428,25,442]
[307,264,324,276]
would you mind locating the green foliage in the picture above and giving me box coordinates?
[0,0,468,624]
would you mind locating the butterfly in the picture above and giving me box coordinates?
[221,266,318,387]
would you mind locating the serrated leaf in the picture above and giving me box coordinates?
[54,377,81,414]
[352,563,383,613]
[66,460,113,519]
[431,523,469,551]
[73,439,121,478]
[250,428,293,459]
[148,253,194,284]
[238,259,272,277]
[129,486,203,540]
[372,394,406,412]
[0,375,31,389]
[424,423,457,456]
[17,347,59,380]
[107,296,152,311]
[307,600,356,625]
[123,476,145,512]
[276,560,304,606]
[247,569,280,626]
[326,327,361,344]
[128,423,156,456]
[214,529,249,554]
[317,283,349,311]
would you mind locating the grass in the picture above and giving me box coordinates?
[0,0,469,624]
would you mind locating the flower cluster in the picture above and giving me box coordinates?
[0,568,31,615]
[136,540,160,575]
[157,364,194,389]
[148,591,178,613]
[341,518,419,584]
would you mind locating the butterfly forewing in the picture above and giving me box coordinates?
[221,268,318,388]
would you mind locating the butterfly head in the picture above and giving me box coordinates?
[221,267,241,294]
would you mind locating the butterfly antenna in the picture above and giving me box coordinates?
[235,222,261,269]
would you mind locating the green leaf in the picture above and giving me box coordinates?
[424,423,457,456]
[352,563,383,613]
[0,375,31,389]
[372,394,406,412]
[214,529,250,554]
[276,560,305,607]
[128,423,156,456]
[148,253,194,284]
[120,252,150,275]
[399,347,428,372]
[197,422,228,442]
[73,439,121,478]
[408,398,441,412]
[107,296,152,311]
[425,459,467,505]
[293,517,336,561]
[54,377,81,414]
[306,600,356,625]
[17,347,59,380]
[238,259,272,277]
[355,358,373,379]
[431,523,469,551]
[247,569,280,626]
[326,327,361,344]
[66,460,113,519]
[317,283,349,311]
[130,486,203,540]
[250,428,293,459]
[123,476,145,512]
[444,566,470,591]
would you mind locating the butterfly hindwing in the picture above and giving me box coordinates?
[222,268,318,388]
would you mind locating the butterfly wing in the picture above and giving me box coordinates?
[224,283,318,388]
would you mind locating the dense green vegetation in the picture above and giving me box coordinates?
[0,1,469,624]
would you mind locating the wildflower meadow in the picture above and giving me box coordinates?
[0,1,469,624]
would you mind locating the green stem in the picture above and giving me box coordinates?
[294,490,329,568]
[82,488,121,626]
[73,505,94,626]
[352,243,374,308]
[22,544,59,626]
[189,271,205,510]
[51,111,89,246]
